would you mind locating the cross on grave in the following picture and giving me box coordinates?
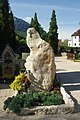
[28,30,34,38]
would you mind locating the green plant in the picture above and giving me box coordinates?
[3,97,12,111]
[4,94,26,113]
[24,93,34,107]
[10,94,25,113]
[4,91,63,114]
[43,92,62,105]
[32,92,45,105]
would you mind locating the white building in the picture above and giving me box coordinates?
[68,29,80,47]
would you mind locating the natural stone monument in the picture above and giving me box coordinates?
[25,28,56,91]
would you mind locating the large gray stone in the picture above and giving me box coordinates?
[25,28,56,91]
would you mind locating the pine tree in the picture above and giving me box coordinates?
[30,18,35,27]
[0,0,9,50]
[8,10,16,50]
[0,0,16,52]
[30,12,48,40]
[30,13,41,34]
[48,10,58,55]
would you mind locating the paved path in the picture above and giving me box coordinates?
[55,56,80,112]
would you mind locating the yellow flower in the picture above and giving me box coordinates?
[10,73,30,91]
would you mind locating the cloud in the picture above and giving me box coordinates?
[10,2,80,12]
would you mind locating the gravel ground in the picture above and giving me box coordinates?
[0,112,80,120]
[0,84,14,116]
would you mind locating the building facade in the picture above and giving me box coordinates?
[0,44,27,77]
[68,29,80,47]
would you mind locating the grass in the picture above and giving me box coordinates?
[74,59,80,62]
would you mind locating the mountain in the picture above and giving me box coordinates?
[14,17,30,37]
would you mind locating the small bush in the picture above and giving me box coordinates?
[3,91,63,114]
[43,92,62,106]
[24,94,34,107]
[3,97,12,110]
[10,94,25,113]
[4,94,26,113]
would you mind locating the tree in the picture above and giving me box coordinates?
[48,10,58,55]
[0,0,9,50]
[8,10,16,50]
[30,18,35,27]
[0,0,16,52]
[30,13,41,34]
[30,13,48,40]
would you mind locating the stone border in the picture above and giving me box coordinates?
[60,87,74,107]
[19,105,74,116]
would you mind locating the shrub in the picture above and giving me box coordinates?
[9,94,25,113]
[43,92,62,105]
[3,91,64,114]
[4,94,25,113]
[24,93,34,107]
[3,97,12,111]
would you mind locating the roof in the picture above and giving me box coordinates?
[2,44,15,56]
[71,29,80,36]
[1,44,16,58]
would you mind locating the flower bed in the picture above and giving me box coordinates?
[3,73,74,115]
[3,91,64,114]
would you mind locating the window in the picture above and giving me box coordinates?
[74,43,76,46]
[79,36,80,42]
[4,52,12,63]
[69,43,71,46]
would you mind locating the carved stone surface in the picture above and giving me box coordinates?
[25,28,56,91]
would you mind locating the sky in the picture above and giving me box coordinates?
[9,0,80,40]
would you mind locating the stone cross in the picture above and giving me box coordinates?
[28,30,33,38]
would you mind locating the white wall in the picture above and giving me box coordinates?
[72,36,80,47]
[68,40,72,47]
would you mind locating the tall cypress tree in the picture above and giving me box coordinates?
[0,0,9,50]
[30,13,48,40]
[30,18,35,27]
[0,0,16,52]
[48,10,58,55]
[8,10,16,50]
[33,13,40,33]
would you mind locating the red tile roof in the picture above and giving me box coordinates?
[71,29,80,36]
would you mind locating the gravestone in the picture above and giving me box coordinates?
[25,28,56,91]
